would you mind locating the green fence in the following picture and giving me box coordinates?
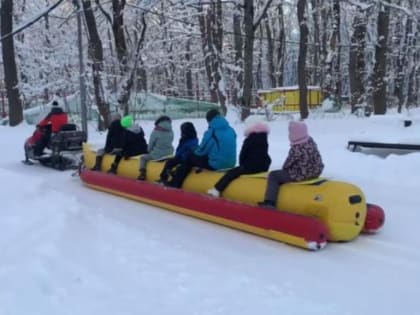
[23,92,220,125]
[131,92,220,120]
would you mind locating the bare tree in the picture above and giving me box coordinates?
[96,0,131,112]
[372,1,390,114]
[328,0,341,98]
[406,12,419,107]
[297,0,309,119]
[111,0,128,71]
[265,15,276,88]
[310,0,320,85]
[185,39,194,98]
[349,5,367,112]
[197,0,226,112]
[242,0,273,120]
[275,2,285,87]
[160,2,176,96]
[82,0,109,130]
[1,0,23,126]
[391,5,407,112]
[115,13,147,114]
[242,0,255,120]
[232,0,243,106]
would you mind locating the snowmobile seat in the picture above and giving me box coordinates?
[43,125,87,170]
[49,124,87,153]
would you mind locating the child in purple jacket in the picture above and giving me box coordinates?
[258,120,324,208]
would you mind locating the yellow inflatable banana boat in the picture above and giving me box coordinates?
[81,143,370,242]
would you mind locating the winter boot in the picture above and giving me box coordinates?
[137,168,146,181]
[207,188,220,197]
[91,155,103,171]
[160,169,169,182]
[107,162,118,174]
[257,200,276,209]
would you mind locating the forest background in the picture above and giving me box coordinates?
[1,0,419,128]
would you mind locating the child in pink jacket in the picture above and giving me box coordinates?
[258,120,324,208]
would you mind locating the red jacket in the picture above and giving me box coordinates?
[38,106,68,133]
[26,127,44,146]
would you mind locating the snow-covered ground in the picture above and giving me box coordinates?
[1,111,420,315]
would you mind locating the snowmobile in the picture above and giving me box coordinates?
[23,123,87,170]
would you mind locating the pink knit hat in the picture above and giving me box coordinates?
[244,115,270,136]
[288,121,309,145]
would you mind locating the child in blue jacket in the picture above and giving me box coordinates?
[165,109,236,188]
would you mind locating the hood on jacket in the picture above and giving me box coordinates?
[206,108,220,123]
[244,115,270,136]
[208,115,230,130]
[180,122,197,139]
[155,119,172,131]
[155,115,171,126]
[127,123,144,135]
[108,112,121,124]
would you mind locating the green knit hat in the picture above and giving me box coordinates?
[120,115,133,128]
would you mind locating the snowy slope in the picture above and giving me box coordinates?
[1,114,420,315]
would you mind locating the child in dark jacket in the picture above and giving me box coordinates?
[158,122,198,183]
[258,120,324,208]
[108,117,148,174]
[91,112,125,171]
[208,115,271,197]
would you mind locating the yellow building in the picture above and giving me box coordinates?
[257,85,323,112]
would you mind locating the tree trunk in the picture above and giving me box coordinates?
[372,2,390,115]
[324,1,340,98]
[320,3,330,95]
[232,3,243,106]
[136,57,147,92]
[213,0,226,112]
[198,4,218,103]
[111,0,127,71]
[276,3,285,87]
[265,17,276,88]
[82,0,109,130]
[185,39,194,98]
[349,7,367,112]
[160,2,176,96]
[197,1,226,111]
[297,0,309,119]
[242,0,254,120]
[117,13,147,115]
[256,27,263,90]
[406,15,418,107]
[310,0,320,85]
[1,0,23,126]
[332,0,341,97]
